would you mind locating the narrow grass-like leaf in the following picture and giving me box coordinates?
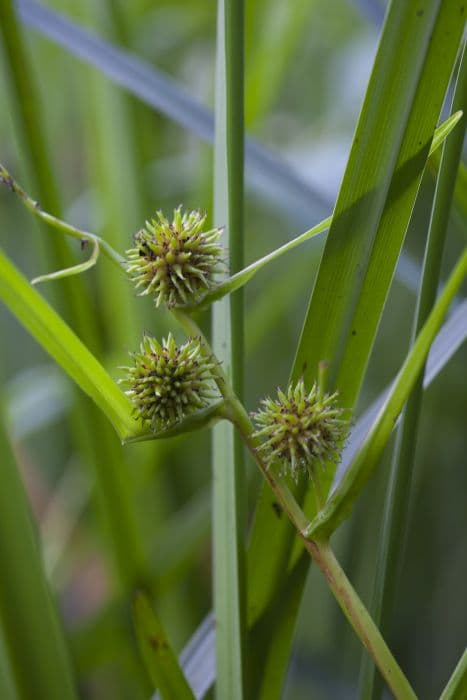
[439,649,467,700]
[253,556,309,700]
[185,111,459,312]
[248,2,465,690]
[308,246,467,539]
[429,110,463,154]
[169,290,467,696]
[0,247,139,441]
[334,299,467,488]
[0,412,77,700]
[133,592,195,700]
[212,1,247,697]
[295,2,464,409]
[251,0,465,605]
[359,45,467,700]
[149,614,216,700]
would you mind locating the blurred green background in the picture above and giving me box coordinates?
[0,1,465,698]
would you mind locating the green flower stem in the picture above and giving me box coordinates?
[174,309,415,698]
[224,398,311,534]
[223,386,415,700]
[183,214,332,311]
[303,540,417,700]
[0,163,124,268]
[231,403,416,699]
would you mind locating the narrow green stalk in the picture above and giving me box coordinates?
[184,214,332,310]
[212,0,247,696]
[221,390,415,700]
[359,45,467,700]
[305,540,417,700]
[0,163,124,268]
[0,412,77,700]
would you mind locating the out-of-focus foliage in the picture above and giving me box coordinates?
[0,1,465,698]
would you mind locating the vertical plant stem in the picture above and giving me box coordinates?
[359,44,467,700]
[213,0,246,696]
[0,412,77,700]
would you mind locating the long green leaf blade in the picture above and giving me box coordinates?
[248,1,465,692]
[0,412,77,700]
[359,44,467,700]
[295,1,464,408]
[309,246,467,538]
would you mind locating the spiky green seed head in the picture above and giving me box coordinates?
[126,207,224,308]
[122,333,220,431]
[251,379,349,481]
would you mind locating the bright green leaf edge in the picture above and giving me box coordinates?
[307,246,467,539]
[0,247,226,445]
[133,592,195,700]
[0,247,140,441]
[439,649,467,700]
[244,108,464,627]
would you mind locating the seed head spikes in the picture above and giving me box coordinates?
[252,379,349,482]
[122,334,220,431]
[126,207,224,308]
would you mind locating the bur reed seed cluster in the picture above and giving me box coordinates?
[122,333,220,431]
[123,208,348,481]
[126,207,224,308]
[252,379,349,481]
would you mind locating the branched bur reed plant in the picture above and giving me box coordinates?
[1,106,467,699]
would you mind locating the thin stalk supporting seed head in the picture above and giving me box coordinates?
[252,379,349,482]
[126,207,224,308]
[122,334,220,431]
